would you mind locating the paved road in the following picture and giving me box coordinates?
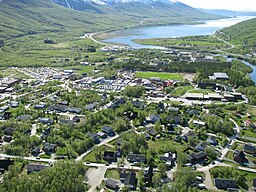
[0,153,55,163]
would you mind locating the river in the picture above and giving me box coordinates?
[102,16,255,49]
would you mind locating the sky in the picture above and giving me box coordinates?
[178,0,256,11]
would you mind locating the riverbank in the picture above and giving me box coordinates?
[100,16,255,48]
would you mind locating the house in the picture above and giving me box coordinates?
[196,142,208,151]
[244,144,256,154]
[88,132,101,144]
[4,127,16,136]
[34,103,47,109]
[109,98,126,109]
[10,101,19,108]
[31,147,41,156]
[147,127,158,136]
[0,111,11,120]
[181,131,195,142]
[127,154,146,163]
[144,166,154,186]
[3,135,12,142]
[160,153,176,168]
[97,132,107,139]
[38,118,54,125]
[165,124,175,133]
[48,104,69,113]
[16,115,31,121]
[43,143,57,155]
[132,101,145,109]
[189,152,208,165]
[234,151,247,164]
[116,148,122,158]
[68,107,82,114]
[253,179,256,191]
[72,116,80,123]
[147,114,160,124]
[214,178,237,190]
[120,171,137,190]
[102,125,115,137]
[193,120,206,127]
[85,102,99,111]
[103,151,116,162]
[116,139,123,146]
[167,115,181,124]
[59,118,75,125]
[27,163,49,174]
[144,133,151,141]
[207,136,218,145]
[0,105,9,113]
[0,159,14,173]
[105,178,119,190]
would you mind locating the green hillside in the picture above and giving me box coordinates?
[0,0,222,67]
[216,17,256,55]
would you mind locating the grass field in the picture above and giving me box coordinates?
[135,71,183,80]
[104,169,120,180]
[241,129,256,138]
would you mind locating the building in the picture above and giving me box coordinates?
[244,145,256,154]
[196,142,208,151]
[103,151,116,162]
[234,151,247,164]
[102,125,115,136]
[207,136,218,145]
[0,159,14,173]
[214,178,237,190]
[120,171,137,190]
[189,152,208,165]
[27,163,49,174]
[43,143,57,155]
[209,73,229,80]
[127,154,146,163]
[105,178,119,190]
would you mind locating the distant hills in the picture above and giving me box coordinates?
[200,9,256,17]
[216,17,256,54]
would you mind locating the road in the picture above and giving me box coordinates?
[0,153,55,163]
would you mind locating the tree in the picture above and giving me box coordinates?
[152,172,162,188]
[157,163,167,175]
[205,147,218,160]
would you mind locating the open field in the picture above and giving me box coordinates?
[135,71,183,80]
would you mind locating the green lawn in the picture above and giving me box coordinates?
[39,154,51,159]
[225,150,234,160]
[104,169,120,180]
[135,71,183,80]
[1,68,29,79]
[171,86,193,97]
[241,129,256,138]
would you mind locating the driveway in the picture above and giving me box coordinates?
[86,167,107,192]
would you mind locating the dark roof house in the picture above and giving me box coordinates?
[120,171,137,190]
[214,178,237,190]
[27,163,49,174]
[127,154,146,163]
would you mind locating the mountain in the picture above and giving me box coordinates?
[200,9,256,17]
[216,17,256,54]
[52,0,223,22]
[0,0,223,42]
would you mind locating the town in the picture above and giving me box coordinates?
[1,45,256,192]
